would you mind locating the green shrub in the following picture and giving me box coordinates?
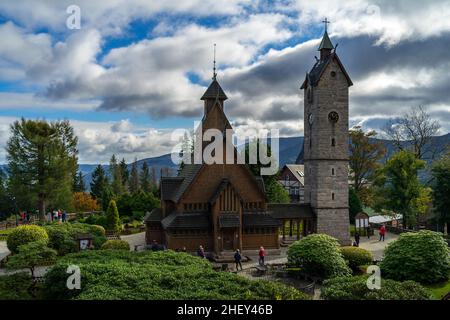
[44,250,309,300]
[43,222,107,255]
[321,275,432,300]
[0,273,35,300]
[287,234,351,279]
[6,225,48,253]
[340,247,373,271]
[101,240,130,251]
[7,241,57,277]
[106,200,121,233]
[380,230,450,284]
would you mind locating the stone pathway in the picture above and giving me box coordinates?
[358,231,398,260]
[121,232,146,251]
[0,241,10,263]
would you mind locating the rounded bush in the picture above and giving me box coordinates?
[101,240,130,251]
[380,230,450,284]
[6,225,48,254]
[287,234,351,279]
[321,275,432,300]
[340,246,373,271]
[43,223,107,255]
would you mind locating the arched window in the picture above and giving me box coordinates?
[331,137,336,147]
[332,193,335,201]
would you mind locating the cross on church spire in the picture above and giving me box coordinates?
[322,18,330,32]
[213,43,217,80]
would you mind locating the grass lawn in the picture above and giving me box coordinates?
[425,279,450,300]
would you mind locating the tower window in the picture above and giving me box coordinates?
[331,138,336,147]
[331,167,335,176]
[331,71,336,78]
[332,193,335,201]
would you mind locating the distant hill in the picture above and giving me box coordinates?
[1,134,448,190]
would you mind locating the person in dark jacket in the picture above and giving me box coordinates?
[354,232,360,247]
[197,245,206,259]
[234,249,243,271]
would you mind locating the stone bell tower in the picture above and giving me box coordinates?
[300,19,353,245]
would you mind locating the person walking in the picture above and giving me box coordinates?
[366,226,371,239]
[197,245,206,259]
[62,211,67,222]
[234,249,243,271]
[379,224,386,242]
[354,232,360,247]
[258,246,265,266]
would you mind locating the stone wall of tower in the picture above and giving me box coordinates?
[303,58,350,245]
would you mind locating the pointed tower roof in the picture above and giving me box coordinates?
[318,30,334,50]
[200,78,228,100]
[201,43,228,101]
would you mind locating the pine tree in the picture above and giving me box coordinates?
[6,119,78,220]
[119,158,129,191]
[129,158,140,194]
[140,162,151,193]
[90,165,108,200]
[73,171,86,192]
[110,155,125,196]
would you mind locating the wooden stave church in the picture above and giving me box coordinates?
[144,75,315,254]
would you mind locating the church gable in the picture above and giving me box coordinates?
[179,163,266,205]
[209,179,242,213]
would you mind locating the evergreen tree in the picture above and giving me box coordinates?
[119,158,129,191]
[6,119,78,220]
[105,199,121,234]
[129,158,140,194]
[431,151,450,234]
[140,162,152,193]
[110,155,125,196]
[101,185,114,212]
[73,171,86,192]
[0,168,13,220]
[90,165,109,200]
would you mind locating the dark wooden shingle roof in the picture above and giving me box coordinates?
[161,213,211,230]
[201,79,228,100]
[267,203,314,219]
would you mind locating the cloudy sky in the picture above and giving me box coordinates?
[0,0,449,164]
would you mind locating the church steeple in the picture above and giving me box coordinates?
[201,44,228,115]
[318,18,334,61]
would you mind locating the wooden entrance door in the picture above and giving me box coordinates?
[222,229,235,250]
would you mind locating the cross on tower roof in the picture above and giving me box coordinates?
[322,18,330,32]
[213,43,217,80]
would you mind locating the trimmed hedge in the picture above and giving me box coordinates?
[287,234,351,279]
[101,240,130,251]
[380,230,450,284]
[6,225,48,254]
[44,250,310,300]
[321,275,432,300]
[340,246,373,271]
[43,222,107,255]
[0,273,35,300]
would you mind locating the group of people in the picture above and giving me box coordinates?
[196,245,266,272]
[353,224,386,247]
[19,211,33,224]
[46,209,67,223]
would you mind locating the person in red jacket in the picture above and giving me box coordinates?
[379,225,386,242]
[258,246,265,266]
